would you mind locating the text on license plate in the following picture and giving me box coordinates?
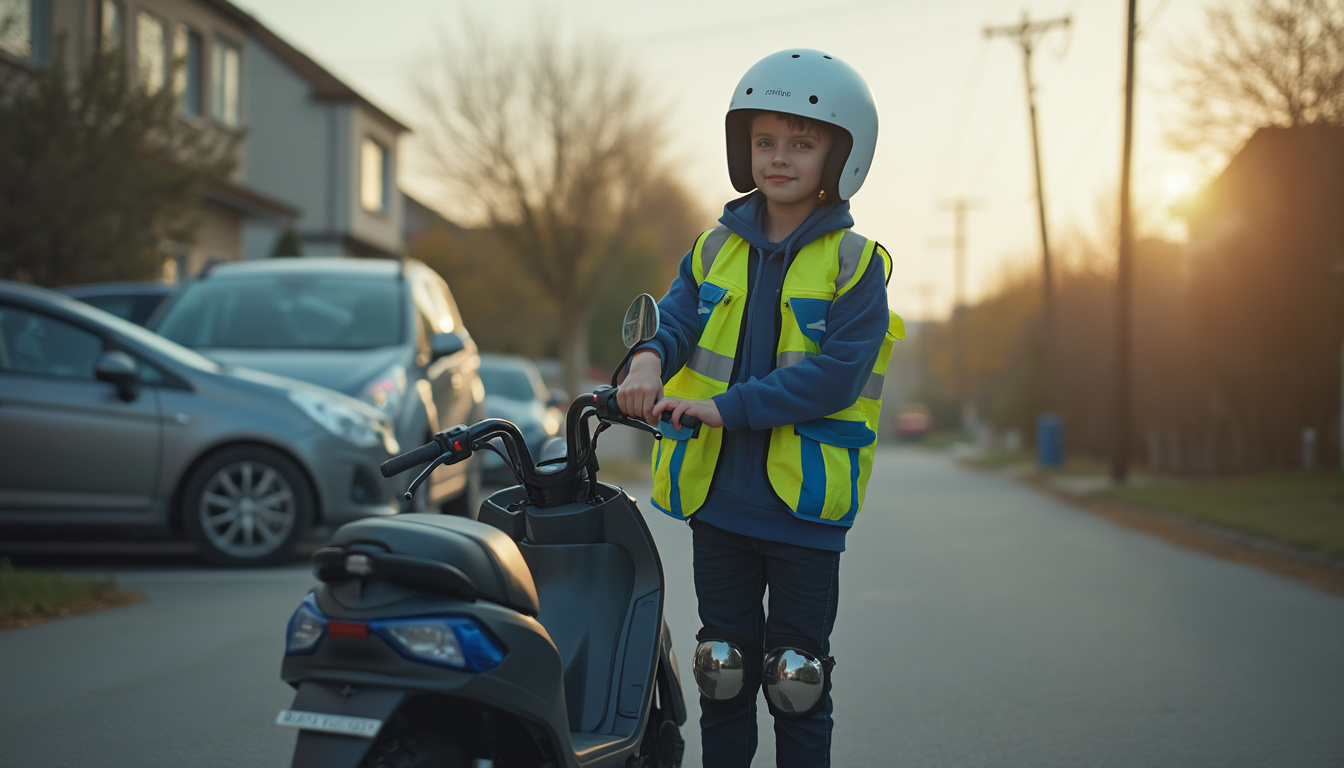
[276,709,383,738]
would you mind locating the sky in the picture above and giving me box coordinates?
[235,0,1218,321]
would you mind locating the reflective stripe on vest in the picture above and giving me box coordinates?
[650,226,904,525]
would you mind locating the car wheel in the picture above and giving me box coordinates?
[440,457,482,519]
[181,446,311,567]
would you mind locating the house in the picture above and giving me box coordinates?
[232,9,409,260]
[1,0,408,275]
[1170,124,1344,472]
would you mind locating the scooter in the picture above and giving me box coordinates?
[276,295,689,768]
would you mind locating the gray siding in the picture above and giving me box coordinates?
[242,37,337,251]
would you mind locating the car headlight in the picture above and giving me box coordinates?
[360,366,407,416]
[289,390,392,449]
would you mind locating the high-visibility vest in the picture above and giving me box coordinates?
[650,226,905,526]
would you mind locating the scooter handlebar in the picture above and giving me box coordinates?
[591,386,701,432]
[380,440,444,478]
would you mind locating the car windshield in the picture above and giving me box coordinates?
[479,364,539,402]
[155,273,403,350]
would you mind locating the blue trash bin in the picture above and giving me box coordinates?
[1037,413,1063,468]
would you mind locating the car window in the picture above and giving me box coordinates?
[411,274,456,335]
[156,273,403,350]
[479,364,541,402]
[0,305,102,379]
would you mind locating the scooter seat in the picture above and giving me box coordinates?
[321,513,540,616]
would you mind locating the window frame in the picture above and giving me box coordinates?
[360,136,390,215]
[210,33,241,128]
[135,9,168,92]
[100,0,124,52]
[173,23,203,118]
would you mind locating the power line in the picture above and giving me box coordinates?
[985,10,1071,411]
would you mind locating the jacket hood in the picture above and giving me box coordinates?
[719,191,855,256]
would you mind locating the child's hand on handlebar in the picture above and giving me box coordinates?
[618,350,664,425]
[652,397,722,431]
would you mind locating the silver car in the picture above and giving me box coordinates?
[0,280,401,566]
[477,353,565,484]
[151,257,485,516]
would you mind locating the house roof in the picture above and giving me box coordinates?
[197,0,411,134]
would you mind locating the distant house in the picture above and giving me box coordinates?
[2,0,408,274]
[232,9,409,260]
[1168,124,1344,473]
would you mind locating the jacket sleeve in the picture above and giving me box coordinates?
[635,245,703,382]
[714,253,889,431]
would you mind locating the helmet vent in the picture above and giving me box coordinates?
[746,88,753,95]
[823,55,833,60]
[809,95,818,104]
[791,54,800,58]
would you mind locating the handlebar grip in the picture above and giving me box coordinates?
[660,411,701,430]
[380,440,445,478]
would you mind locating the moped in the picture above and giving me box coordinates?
[276,295,689,768]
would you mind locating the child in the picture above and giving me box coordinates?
[617,48,902,768]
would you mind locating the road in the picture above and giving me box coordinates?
[2,445,1341,767]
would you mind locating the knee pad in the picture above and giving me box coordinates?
[762,634,834,720]
[691,627,759,711]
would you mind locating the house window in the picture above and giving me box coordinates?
[361,137,389,214]
[100,0,123,51]
[174,24,202,117]
[1,0,50,61]
[136,11,167,92]
[0,0,31,58]
[211,36,240,126]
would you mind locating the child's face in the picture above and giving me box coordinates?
[749,112,833,208]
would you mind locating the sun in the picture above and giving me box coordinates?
[1161,167,1197,205]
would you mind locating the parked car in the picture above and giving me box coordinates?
[895,403,933,441]
[0,279,401,566]
[150,257,485,515]
[477,353,564,484]
[60,281,175,326]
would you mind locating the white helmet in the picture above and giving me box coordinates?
[726,49,879,201]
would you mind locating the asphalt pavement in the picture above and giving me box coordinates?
[1,444,1341,767]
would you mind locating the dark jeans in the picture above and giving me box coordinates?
[691,519,842,768]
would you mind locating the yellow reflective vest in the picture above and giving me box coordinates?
[651,226,905,527]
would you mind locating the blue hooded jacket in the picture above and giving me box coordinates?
[639,192,890,551]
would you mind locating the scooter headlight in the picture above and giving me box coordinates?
[371,616,505,672]
[285,594,326,654]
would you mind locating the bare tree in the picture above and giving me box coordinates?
[1167,0,1344,165]
[415,17,682,397]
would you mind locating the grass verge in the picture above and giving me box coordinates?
[959,449,1344,562]
[0,558,145,630]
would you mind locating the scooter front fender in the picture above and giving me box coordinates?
[283,681,406,768]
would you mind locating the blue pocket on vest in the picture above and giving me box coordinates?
[697,282,729,333]
[657,418,700,441]
[789,298,832,347]
[794,417,875,448]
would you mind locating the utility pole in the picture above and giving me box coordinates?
[937,198,982,422]
[905,282,942,397]
[1112,0,1139,484]
[985,11,1070,410]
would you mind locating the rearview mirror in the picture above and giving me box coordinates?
[622,294,659,349]
[612,294,660,388]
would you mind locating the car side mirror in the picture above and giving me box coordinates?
[95,350,140,402]
[431,332,465,359]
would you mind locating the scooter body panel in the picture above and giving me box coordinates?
[282,481,685,767]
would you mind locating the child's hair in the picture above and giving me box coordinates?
[745,109,839,144]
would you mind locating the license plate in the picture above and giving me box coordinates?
[276,709,383,738]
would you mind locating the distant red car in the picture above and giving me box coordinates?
[895,403,933,440]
